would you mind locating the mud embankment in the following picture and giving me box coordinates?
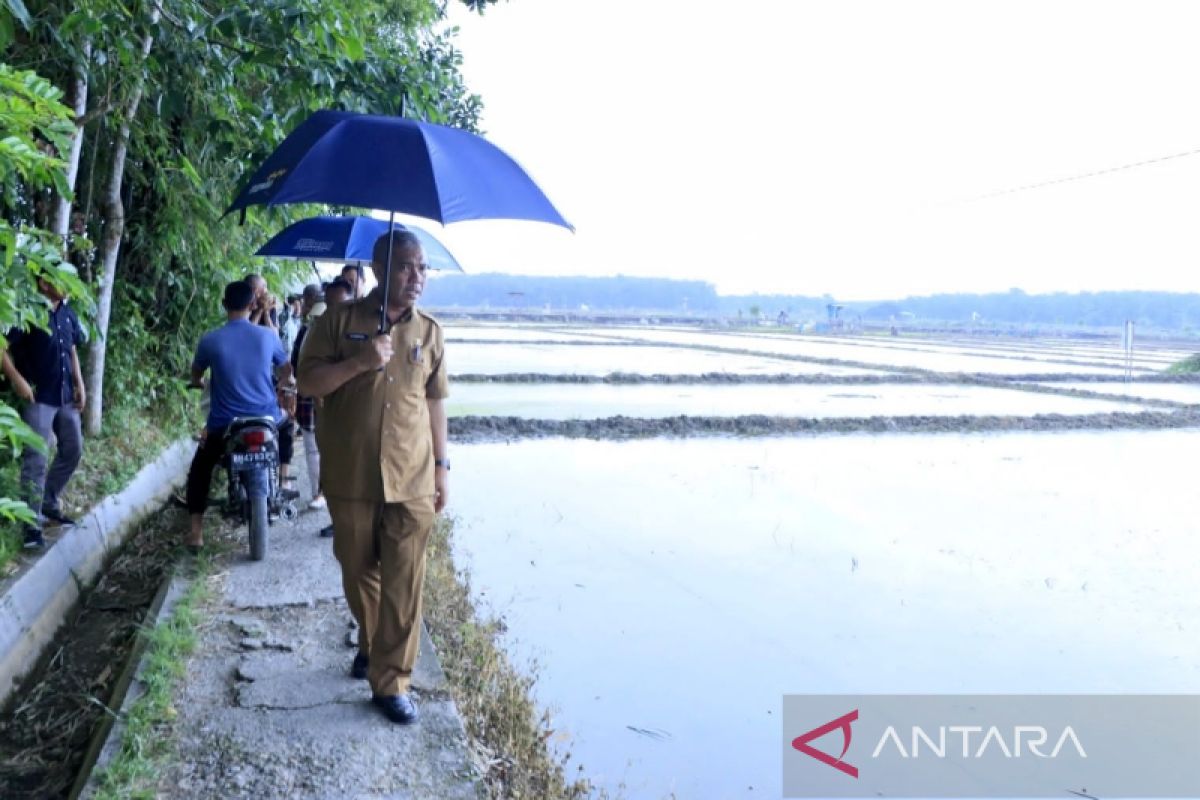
[452,370,1200,386]
[449,409,1200,442]
[450,372,1196,413]
[451,372,933,385]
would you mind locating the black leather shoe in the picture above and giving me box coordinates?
[372,693,419,725]
[351,651,369,680]
[22,526,44,550]
[41,508,75,526]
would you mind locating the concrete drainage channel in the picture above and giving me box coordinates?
[0,439,193,798]
[70,574,193,799]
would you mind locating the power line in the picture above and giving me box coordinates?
[957,145,1200,204]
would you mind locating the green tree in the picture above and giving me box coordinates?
[5,0,494,434]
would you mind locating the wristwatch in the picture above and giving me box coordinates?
[434,458,450,471]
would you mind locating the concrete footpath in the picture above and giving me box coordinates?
[158,463,483,799]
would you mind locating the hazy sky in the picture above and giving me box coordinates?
[409,1,1200,301]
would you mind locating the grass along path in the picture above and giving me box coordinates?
[423,515,594,799]
[91,557,215,799]
[0,406,189,574]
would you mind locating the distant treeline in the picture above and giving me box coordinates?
[423,274,1200,330]
[424,274,726,312]
[858,289,1200,330]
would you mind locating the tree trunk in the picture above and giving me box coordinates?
[51,40,91,238]
[84,6,159,436]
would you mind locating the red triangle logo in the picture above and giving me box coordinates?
[791,709,859,779]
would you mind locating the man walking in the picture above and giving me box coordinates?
[1,267,87,549]
[298,231,449,725]
[184,281,291,552]
[311,275,351,538]
[291,284,326,513]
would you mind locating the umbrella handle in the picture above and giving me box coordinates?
[378,211,397,334]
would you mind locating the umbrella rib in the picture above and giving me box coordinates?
[414,125,445,224]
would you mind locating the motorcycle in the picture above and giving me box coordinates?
[187,381,298,560]
[223,415,298,560]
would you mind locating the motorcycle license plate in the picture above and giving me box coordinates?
[231,451,272,468]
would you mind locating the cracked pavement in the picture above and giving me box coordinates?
[160,462,483,799]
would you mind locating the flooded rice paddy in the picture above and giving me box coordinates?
[577,328,1155,376]
[451,433,1200,799]
[449,342,891,377]
[1046,381,1200,405]
[718,330,1188,369]
[446,325,612,343]
[441,323,1199,799]
[446,381,1148,420]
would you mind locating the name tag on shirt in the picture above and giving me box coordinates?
[345,332,369,341]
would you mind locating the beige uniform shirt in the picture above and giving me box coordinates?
[298,290,448,503]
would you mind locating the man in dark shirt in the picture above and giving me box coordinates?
[1,267,87,549]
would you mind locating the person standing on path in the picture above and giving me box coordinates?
[1,267,87,549]
[341,263,366,300]
[280,293,303,358]
[297,231,449,726]
[312,277,352,537]
[244,273,279,332]
[291,284,325,512]
[323,277,353,308]
[244,273,300,491]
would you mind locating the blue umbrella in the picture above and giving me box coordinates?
[227,110,571,227]
[255,216,464,273]
[227,110,570,330]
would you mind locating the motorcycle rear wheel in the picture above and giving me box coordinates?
[248,494,269,561]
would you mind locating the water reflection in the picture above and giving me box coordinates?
[446,382,1148,420]
[445,325,608,343]
[583,328,1151,376]
[1047,381,1200,405]
[449,342,889,377]
[718,329,1184,369]
[452,433,1200,798]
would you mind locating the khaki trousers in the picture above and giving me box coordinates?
[328,497,436,696]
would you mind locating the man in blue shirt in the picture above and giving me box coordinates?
[1,267,87,549]
[184,281,291,551]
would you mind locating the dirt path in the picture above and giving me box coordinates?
[157,468,482,799]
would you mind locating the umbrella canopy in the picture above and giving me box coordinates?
[255,216,464,273]
[226,110,572,230]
